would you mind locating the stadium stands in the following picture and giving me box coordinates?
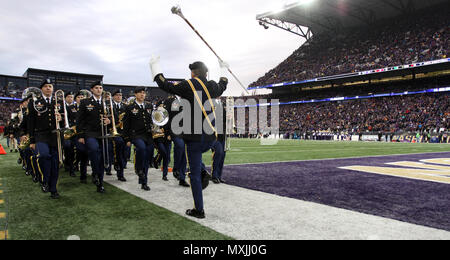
[233,79,449,139]
[250,4,448,88]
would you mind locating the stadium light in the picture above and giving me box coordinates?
[298,0,315,5]
[270,0,316,15]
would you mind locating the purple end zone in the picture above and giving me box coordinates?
[221,152,450,231]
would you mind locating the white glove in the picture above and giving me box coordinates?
[149,55,162,81]
[219,59,229,78]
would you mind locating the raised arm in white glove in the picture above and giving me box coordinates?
[219,59,229,78]
[149,55,162,81]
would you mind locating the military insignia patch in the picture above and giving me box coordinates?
[171,100,180,110]
[34,102,48,114]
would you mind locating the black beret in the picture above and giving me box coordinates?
[189,61,208,72]
[65,91,74,96]
[113,89,123,96]
[134,87,146,94]
[90,81,103,89]
[40,78,53,88]
[74,92,84,99]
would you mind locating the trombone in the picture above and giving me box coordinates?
[54,90,69,167]
[100,91,120,169]
[100,91,111,169]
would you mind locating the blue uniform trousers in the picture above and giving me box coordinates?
[132,139,154,185]
[173,137,187,181]
[75,138,89,181]
[85,137,105,185]
[111,137,125,178]
[211,140,226,180]
[36,142,59,193]
[185,136,216,212]
[156,141,172,178]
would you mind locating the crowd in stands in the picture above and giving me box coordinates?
[250,4,449,88]
[0,100,19,126]
[233,80,450,137]
[277,92,449,136]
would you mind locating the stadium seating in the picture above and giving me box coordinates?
[250,5,448,88]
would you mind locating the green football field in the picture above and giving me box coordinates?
[0,138,449,240]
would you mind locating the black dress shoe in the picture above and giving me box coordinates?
[97,186,106,193]
[92,174,99,185]
[219,178,226,184]
[141,184,150,191]
[118,177,127,182]
[186,209,205,219]
[50,192,60,199]
[212,178,220,184]
[70,172,76,177]
[41,184,49,193]
[106,171,112,176]
[173,170,180,180]
[162,176,168,181]
[32,176,39,183]
[179,180,190,187]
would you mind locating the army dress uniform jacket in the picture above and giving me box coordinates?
[77,97,106,139]
[122,101,154,145]
[18,107,29,137]
[67,103,80,127]
[112,102,127,135]
[27,97,61,147]
[154,75,227,142]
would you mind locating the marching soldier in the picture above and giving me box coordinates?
[63,91,76,177]
[150,58,228,219]
[18,96,35,180]
[164,95,190,187]
[77,81,110,193]
[153,101,172,182]
[210,98,227,184]
[72,91,90,184]
[27,78,63,199]
[110,89,127,182]
[122,87,154,191]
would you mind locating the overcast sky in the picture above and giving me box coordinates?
[0,0,304,96]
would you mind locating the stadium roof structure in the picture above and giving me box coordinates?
[257,0,448,39]
[23,68,104,79]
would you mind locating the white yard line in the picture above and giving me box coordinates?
[103,168,450,240]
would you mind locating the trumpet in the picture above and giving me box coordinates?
[117,112,126,130]
[19,135,30,150]
[64,126,77,140]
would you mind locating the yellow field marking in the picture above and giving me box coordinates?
[0,200,4,205]
[0,212,5,218]
[421,158,450,166]
[0,230,9,240]
[386,161,450,171]
[341,166,450,184]
[0,190,3,194]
